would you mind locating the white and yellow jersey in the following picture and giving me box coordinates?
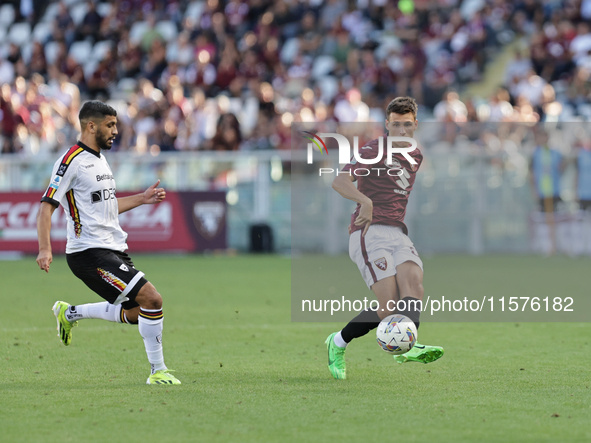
[41,141,128,254]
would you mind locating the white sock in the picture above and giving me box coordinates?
[138,308,167,374]
[334,331,348,348]
[65,302,124,323]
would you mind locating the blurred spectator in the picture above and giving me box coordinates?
[209,113,242,151]
[529,129,565,213]
[76,1,103,43]
[53,1,75,46]
[575,140,591,210]
[141,15,165,53]
[0,58,15,86]
[1,0,591,158]
[434,90,468,122]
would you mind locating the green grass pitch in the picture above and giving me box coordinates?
[2,254,590,442]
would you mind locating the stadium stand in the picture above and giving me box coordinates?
[0,0,590,156]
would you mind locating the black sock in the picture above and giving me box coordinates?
[341,309,381,343]
[398,296,421,330]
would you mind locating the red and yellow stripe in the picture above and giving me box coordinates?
[44,186,57,199]
[62,145,83,166]
[139,309,164,321]
[66,189,82,238]
[44,145,84,201]
[97,268,127,292]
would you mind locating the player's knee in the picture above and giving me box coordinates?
[135,283,163,310]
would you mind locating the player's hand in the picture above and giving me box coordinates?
[355,199,373,237]
[143,180,166,204]
[37,249,53,273]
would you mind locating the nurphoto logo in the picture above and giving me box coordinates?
[302,132,418,176]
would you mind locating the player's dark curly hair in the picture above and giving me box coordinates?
[79,101,117,126]
[386,97,418,120]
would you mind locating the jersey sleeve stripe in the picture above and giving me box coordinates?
[44,187,57,199]
[62,145,83,165]
[66,189,82,238]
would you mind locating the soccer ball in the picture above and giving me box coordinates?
[376,314,417,355]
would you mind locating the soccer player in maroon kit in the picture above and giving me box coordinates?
[325,96,444,379]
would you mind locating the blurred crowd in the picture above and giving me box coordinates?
[1,0,591,156]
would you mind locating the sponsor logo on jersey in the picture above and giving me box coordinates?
[82,164,95,169]
[119,263,129,272]
[96,174,114,181]
[374,257,387,271]
[91,188,117,203]
[393,189,408,195]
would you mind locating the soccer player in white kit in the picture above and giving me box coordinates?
[36,101,180,385]
[326,97,444,379]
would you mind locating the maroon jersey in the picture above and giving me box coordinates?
[342,135,423,235]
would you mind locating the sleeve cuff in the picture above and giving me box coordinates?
[41,196,59,207]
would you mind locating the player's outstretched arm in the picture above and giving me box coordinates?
[332,174,373,236]
[117,180,166,214]
[37,202,57,273]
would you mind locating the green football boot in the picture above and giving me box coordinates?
[325,332,347,379]
[52,301,77,346]
[147,370,181,385]
[393,343,444,364]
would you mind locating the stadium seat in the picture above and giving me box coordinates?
[156,21,178,42]
[44,40,60,65]
[33,22,54,43]
[69,40,93,64]
[92,40,113,62]
[0,4,15,27]
[42,3,60,23]
[239,97,259,136]
[129,21,149,45]
[184,1,205,21]
[8,23,31,47]
[316,76,338,103]
[165,40,179,62]
[118,77,138,93]
[0,43,9,60]
[312,55,336,79]
[21,42,32,64]
[70,2,89,26]
[460,0,486,20]
[578,104,591,119]
[279,37,299,64]
[375,35,402,60]
[97,3,113,17]
[83,59,98,80]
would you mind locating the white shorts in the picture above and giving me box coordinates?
[349,224,423,289]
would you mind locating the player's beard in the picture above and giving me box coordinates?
[96,129,113,150]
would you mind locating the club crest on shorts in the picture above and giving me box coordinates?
[119,264,129,272]
[374,257,387,271]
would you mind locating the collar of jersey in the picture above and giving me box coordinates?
[77,140,101,158]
